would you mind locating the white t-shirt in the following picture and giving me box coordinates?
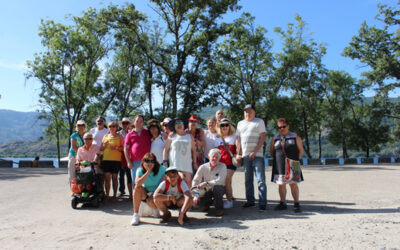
[151,135,165,163]
[204,130,218,159]
[157,180,189,199]
[236,118,266,157]
[214,133,236,147]
[90,127,109,146]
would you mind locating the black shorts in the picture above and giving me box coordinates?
[227,164,237,171]
[101,161,121,174]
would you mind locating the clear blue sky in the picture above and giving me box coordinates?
[0,0,395,112]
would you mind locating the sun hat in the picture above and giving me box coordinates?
[218,118,231,127]
[118,117,132,127]
[168,116,184,133]
[160,117,172,126]
[76,120,86,126]
[188,115,199,122]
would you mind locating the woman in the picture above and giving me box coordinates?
[270,118,304,212]
[163,117,197,188]
[148,119,165,163]
[100,121,124,201]
[118,117,133,199]
[186,115,205,167]
[131,152,167,225]
[68,120,86,184]
[214,118,237,209]
[204,117,218,162]
[90,116,109,146]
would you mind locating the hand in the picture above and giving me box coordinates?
[249,151,256,160]
[198,182,207,189]
[193,197,200,205]
[235,155,242,162]
[102,141,109,149]
[193,162,198,170]
[127,162,133,169]
[144,163,154,172]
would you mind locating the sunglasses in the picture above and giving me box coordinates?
[144,159,155,163]
[278,125,287,129]
[220,124,229,127]
[175,121,184,125]
[122,122,130,125]
[189,120,198,124]
[77,124,85,127]
[109,125,116,128]
[84,138,93,140]
[97,120,104,123]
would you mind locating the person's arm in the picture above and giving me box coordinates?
[124,134,132,169]
[235,135,242,162]
[191,135,198,170]
[269,138,275,157]
[71,138,78,155]
[196,129,206,147]
[249,132,266,160]
[163,137,172,166]
[154,185,175,204]
[135,167,152,186]
[192,167,203,187]
[296,136,304,159]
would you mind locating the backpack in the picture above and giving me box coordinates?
[164,177,183,193]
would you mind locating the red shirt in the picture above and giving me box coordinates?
[214,134,237,166]
[125,128,151,162]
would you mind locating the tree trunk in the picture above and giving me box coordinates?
[318,129,322,159]
[302,110,312,159]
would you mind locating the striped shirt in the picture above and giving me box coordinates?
[237,118,266,157]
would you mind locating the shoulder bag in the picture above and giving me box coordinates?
[221,137,241,167]
[281,137,302,182]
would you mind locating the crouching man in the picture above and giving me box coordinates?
[154,166,193,225]
[192,148,227,216]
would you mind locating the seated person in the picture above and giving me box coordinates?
[192,148,227,216]
[131,152,166,225]
[76,132,100,172]
[154,166,193,225]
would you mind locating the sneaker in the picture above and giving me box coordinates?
[131,213,140,225]
[223,200,233,209]
[215,209,224,216]
[293,203,301,213]
[242,202,255,208]
[201,205,210,212]
[274,202,288,211]
[259,205,266,210]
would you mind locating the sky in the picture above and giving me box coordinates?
[0,0,396,112]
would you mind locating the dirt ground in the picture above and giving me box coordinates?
[0,164,399,249]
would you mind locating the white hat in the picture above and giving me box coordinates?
[76,120,86,126]
[161,117,172,126]
[119,117,132,127]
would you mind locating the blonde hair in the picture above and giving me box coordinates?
[107,121,118,128]
[75,123,86,132]
[217,123,235,137]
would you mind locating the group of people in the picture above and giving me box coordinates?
[67,104,305,226]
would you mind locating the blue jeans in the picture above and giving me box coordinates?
[130,160,141,185]
[243,156,267,206]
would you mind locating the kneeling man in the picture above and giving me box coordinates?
[192,148,227,216]
[154,166,193,225]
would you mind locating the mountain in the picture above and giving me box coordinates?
[0,137,68,158]
[0,109,46,145]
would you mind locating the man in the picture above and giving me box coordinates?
[236,104,267,210]
[76,132,100,171]
[118,117,133,198]
[90,116,109,146]
[124,115,151,185]
[192,149,227,216]
[154,166,193,225]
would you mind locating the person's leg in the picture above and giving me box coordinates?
[130,161,141,187]
[104,172,111,198]
[126,169,133,199]
[118,168,126,195]
[212,185,226,210]
[112,173,118,198]
[289,183,299,202]
[279,184,287,202]
[254,157,267,207]
[67,155,76,184]
[154,196,171,215]
[181,171,193,189]
[243,156,255,205]
[132,185,147,213]
[146,195,157,209]
[177,195,192,225]
[199,190,213,211]
[225,169,235,201]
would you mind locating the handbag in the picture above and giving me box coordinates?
[281,138,302,182]
[221,137,241,167]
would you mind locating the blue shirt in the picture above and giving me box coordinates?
[136,165,166,192]
[69,132,84,157]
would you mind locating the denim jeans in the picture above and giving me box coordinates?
[243,156,267,206]
[130,160,141,185]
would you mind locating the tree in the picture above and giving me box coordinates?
[133,0,241,116]
[343,3,400,118]
[323,70,364,158]
[26,8,110,150]
[210,13,276,125]
[274,15,327,159]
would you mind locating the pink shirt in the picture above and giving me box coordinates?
[76,144,100,163]
[125,128,151,162]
